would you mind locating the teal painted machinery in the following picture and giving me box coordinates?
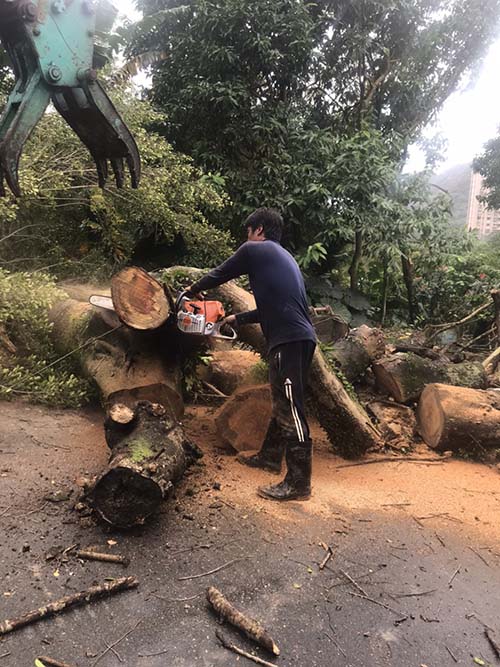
[0,0,141,196]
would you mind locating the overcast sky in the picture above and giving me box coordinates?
[116,0,500,175]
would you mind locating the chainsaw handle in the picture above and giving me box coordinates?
[212,323,238,341]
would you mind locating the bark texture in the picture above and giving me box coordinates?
[373,352,487,403]
[90,401,195,528]
[417,384,500,452]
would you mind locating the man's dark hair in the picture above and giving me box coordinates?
[245,207,284,241]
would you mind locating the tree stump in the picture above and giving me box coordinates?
[373,352,487,403]
[417,384,500,452]
[89,401,198,527]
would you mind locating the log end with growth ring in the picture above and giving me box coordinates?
[111,266,170,330]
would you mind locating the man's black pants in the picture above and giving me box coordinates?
[268,340,316,444]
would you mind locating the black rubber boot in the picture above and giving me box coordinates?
[237,418,284,474]
[257,439,312,501]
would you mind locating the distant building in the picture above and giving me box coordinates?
[466,171,500,238]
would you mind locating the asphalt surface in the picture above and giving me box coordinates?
[0,401,499,667]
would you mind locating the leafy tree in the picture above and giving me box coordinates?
[473,129,500,210]
[129,0,500,287]
[0,80,233,278]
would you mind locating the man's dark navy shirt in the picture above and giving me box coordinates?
[190,240,316,351]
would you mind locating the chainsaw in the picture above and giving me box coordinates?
[174,291,237,341]
[89,291,237,341]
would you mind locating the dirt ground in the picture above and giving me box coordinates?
[1,400,500,667]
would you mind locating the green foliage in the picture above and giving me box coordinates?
[319,341,357,400]
[0,80,232,279]
[130,0,500,255]
[473,130,500,210]
[0,270,93,406]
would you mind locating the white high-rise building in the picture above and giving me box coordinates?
[467,171,500,238]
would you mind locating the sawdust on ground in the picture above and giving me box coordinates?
[185,405,500,549]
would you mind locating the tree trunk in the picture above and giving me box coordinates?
[159,267,382,457]
[417,384,500,452]
[349,230,363,291]
[87,401,198,527]
[48,289,198,528]
[381,261,388,326]
[401,253,416,323]
[373,352,487,403]
[328,325,386,382]
[49,299,184,418]
[492,289,500,344]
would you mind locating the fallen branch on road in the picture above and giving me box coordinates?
[216,630,278,667]
[207,586,279,656]
[0,576,138,635]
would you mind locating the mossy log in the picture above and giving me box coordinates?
[49,298,184,418]
[329,325,386,382]
[417,384,500,452]
[373,352,487,403]
[88,401,196,527]
[159,267,382,457]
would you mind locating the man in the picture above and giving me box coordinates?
[188,208,316,501]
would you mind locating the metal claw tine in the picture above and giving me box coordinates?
[110,157,124,188]
[0,71,50,197]
[126,153,140,189]
[96,158,108,188]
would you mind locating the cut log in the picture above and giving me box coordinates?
[159,267,382,457]
[328,326,385,382]
[89,401,194,527]
[373,352,487,403]
[49,299,184,418]
[417,384,500,452]
[483,347,500,376]
[199,349,263,395]
[310,306,349,343]
[111,266,171,330]
[215,385,272,452]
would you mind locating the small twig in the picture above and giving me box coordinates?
[0,653,11,660]
[103,640,122,663]
[349,592,407,620]
[445,645,458,663]
[0,506,11,518]
[76,550,129,566]
[168,543,212,557]
[435,533,446,547]
[319,545,334,571]
[485,628,500,659]
[448,566,460,586]
[340,570,368,596]
[36,658,75,667]
[93,620,142,666]
[178,557,250,581]
[215,630,277,667]
[150,592,201,602]
[336,457,446,469]
[393,589,436,598]
[137,648,169,657]
[324,631,347,657]
[468,546,490,567]
[201,380,228,398]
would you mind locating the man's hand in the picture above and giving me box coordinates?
[221,314,237,326]
[186,285,203,300]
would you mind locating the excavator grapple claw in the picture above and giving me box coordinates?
[0,0,141,196]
